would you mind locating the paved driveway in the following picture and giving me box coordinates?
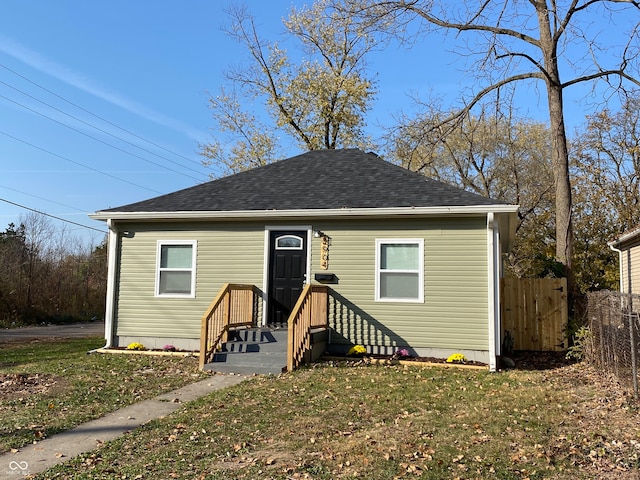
[0,322,105,343]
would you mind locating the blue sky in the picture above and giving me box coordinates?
[0,0,443,246]
[0,1,633,247]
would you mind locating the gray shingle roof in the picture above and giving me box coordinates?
[100,149,507,213]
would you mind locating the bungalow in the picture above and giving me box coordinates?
[90,149,518,371]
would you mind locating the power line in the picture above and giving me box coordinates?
[0,129,164,194]
[0,78,207,177]
[0,62,208,170]
[0,197,106,233]
[0,183,89,214]
[0,93,203,182]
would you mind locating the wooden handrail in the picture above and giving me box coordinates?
[287,284,329,372]
[199,284,256,370]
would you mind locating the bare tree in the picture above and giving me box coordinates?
[574,92,640,233]
[391,104,555,278]
[20,212,55,309]
[569,92,640,291]
[0,215,107,327]
[338,0,640,283]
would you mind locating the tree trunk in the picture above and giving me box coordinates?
[537,4,573,277]
[548,82,573,272]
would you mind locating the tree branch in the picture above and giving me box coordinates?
[561,69,640,89]
[422,72,545,136]
[379,0,541,47]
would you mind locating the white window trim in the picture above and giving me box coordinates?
[375,238,424,303]
[155,240,197,298]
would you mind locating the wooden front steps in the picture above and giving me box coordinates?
[203,327,287,375]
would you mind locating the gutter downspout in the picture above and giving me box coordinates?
[487,212,500,372]
[608,242,624,293]
[89,219,118,352]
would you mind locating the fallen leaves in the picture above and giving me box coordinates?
[0,373,61,400]
[5,355,639,479]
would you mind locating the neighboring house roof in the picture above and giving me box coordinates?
[94,149,514,218]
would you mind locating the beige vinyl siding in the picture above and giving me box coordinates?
[113,215,489,352]
[620,243,640,294]
[309,216,489,351]
[115,222,265,339]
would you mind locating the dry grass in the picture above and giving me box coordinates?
[0,337,208,453]
[35,358,640,480]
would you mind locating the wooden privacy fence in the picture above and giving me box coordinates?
[501,277,568,352]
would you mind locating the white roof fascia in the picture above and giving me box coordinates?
[609,226,640,248]
[89,204,519,222]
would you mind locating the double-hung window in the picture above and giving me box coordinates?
[156,240,197,297]
[375,239,424,302]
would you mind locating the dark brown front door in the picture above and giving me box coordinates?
[268,230,307,326]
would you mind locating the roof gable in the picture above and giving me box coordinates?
[99,149,509,214]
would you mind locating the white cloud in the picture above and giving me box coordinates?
[0,34,208,141]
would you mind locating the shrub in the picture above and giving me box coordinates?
[566,326,592,361]
[126,342,146,351]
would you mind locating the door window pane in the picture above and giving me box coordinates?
[276,235,303,249]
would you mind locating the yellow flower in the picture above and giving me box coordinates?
[126,342,146,351]
[347,345,367,356]
[446,353,466,364]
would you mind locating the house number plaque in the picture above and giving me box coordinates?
[320,235,330,270]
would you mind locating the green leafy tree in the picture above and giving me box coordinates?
[201,0,378,175]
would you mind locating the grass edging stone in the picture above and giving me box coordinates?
[94,348,198,358]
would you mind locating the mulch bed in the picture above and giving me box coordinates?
[366,354,487,367]
[334,350,574,370]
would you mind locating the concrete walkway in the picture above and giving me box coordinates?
[0,373,246,479]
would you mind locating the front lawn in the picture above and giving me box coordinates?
[0,337,207,453]
[34,358,640,479]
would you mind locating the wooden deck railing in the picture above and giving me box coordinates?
[287,284,329,372]
[199,283,256,369]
